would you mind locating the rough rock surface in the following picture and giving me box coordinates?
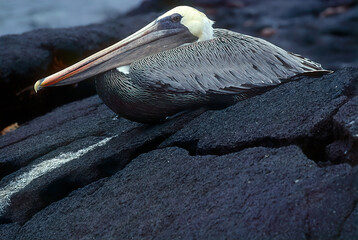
[1,0,357,129]
[0,68,357,239]
[327,96,358,165]
[13,147,358,240]
[161,68,357,163]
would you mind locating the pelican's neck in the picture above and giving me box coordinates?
[198,19,214,41]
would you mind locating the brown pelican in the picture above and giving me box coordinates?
[34,6,331,123]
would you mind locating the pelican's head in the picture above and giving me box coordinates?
[158,6,214,41]
[34,6,214,92]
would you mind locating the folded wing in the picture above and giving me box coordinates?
[130,29,330,94]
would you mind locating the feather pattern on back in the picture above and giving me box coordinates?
[129,29,330,94]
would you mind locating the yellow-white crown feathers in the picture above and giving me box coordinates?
[159,6,214,41]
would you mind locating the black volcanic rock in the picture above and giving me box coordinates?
[327,96,358,165]
[0,96,203,224]
[0,68,357,239]
[13,147,358,239]
[340,185,358,240]
[0,223,20,240]
[161,68,357,164]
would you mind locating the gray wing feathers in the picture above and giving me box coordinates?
[130,29,328,94]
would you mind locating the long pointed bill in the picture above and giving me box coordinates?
[34,19,197,92]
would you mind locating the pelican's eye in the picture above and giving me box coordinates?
[171,14,182,23]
